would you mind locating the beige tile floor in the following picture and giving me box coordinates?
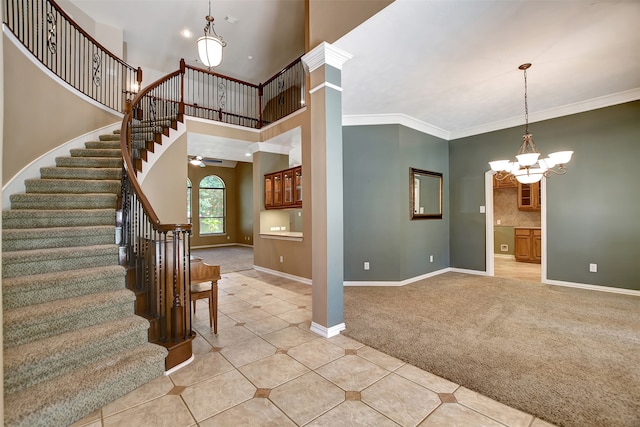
[73,270,555,427]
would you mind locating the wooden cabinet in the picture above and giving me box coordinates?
[493,174,517,188]
[265,166,302,209]
[518,182,541,211]
[514,227,541,263]
[264,175,273,208]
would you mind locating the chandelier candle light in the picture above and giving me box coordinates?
[489,63,573,184]
[197,0,226,68]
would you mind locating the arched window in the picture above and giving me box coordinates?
[199,175,225,235]
[187,179,192,224]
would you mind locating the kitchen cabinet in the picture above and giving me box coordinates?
[265,166,302,209]
[518,182,541,211]
[514,227,541,263]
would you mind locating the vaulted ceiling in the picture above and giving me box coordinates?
[70,0,640,157]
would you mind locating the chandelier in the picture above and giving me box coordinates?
[489,63,573,184]
[197,0,226,68]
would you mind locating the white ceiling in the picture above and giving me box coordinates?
[71,0,640,155]
[335,0,640,139]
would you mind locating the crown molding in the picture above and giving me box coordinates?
[302,41,353,73]
[343,89,640,141]
[342,113,450,141]
[449,87,640,140]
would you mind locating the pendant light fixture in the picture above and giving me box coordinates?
[489,63,573,184]
[197,0,226,68]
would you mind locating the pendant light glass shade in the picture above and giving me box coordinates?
[197,1,226,68]
[197,35,224,67]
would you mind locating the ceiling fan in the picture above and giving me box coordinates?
[188,155,223,168]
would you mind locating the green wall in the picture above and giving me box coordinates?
[343,124,450,282]
[449,101,640,290]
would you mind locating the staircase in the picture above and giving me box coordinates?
[2,131,168,426]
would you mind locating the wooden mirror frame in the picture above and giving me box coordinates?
[410,168,443,219]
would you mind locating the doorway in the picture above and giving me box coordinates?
[485,171,546,282]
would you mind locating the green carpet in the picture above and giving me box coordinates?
[2,131,167,426]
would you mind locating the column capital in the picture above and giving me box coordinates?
[302,42,353,74]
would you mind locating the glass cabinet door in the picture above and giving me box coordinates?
[294,167,302,206]
[273,173,282,207]
[264,175,273,208]
[283,170,293,205]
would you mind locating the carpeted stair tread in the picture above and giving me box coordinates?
[98,133,121,141]
[39,166,122,180]
[9,193,117,210]
[70,148,122,158]
[25,178,121,194]
[2,224,115,251]
[2,244,119,278]
[4,342,167,427]
[4,315,150,395]
[2,208,115,228]
[85,140,121,149]
[2,265,125,309]
[56,156,122,168]
[3,288,136,347]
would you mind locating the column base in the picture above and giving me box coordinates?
[310,321,346,338]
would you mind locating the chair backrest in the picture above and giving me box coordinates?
[190,258,221,283]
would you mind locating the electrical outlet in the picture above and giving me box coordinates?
[280,256,284,263]
[364,262,370,270]
[589,263,597,273]
[429,255,434,263]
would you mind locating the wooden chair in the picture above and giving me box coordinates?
[189,257,221,334]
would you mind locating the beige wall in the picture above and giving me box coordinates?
[141,133,188,225]
[306,0,394,49]
[252,108,313,280]
[189,163,240,248]
[2,36,120,185]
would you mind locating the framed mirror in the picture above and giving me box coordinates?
[410,168,443,219]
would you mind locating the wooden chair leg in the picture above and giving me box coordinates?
[213,281,218,334]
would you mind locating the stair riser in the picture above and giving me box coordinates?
[98,134,121,141]
[56,157,122,168]
[40,168,122,180]
[70,149,122,158]
[10,198,116,210]
[86,141,121,149]
[3,232,115,252]
[3,273,124,310]
[3,301,134,348]
[25,180,121,194]
[2,215,115,229]
[4,344,166,427]
[3,253,119,278]
[4,328,148,395]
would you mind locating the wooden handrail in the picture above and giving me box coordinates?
[262,54,305,87]
[3,0,142,112]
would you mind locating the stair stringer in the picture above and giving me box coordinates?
[137,120,187,184]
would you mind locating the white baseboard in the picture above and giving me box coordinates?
[344,268,452,287]
[494,254,516,259]
[544,279,640,297]
[164,354,195,375]
[191,243,252,250]
[253,266,312,285]
[310,322,345,338]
